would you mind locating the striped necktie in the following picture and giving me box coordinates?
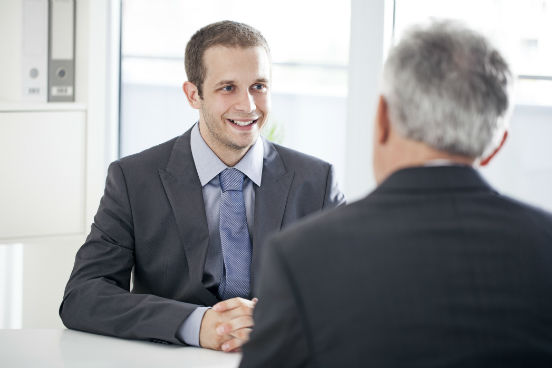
[218,168,251,299]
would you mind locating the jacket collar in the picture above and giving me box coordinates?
[375,165,495,194]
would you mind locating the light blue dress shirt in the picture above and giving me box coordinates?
[176,122,264,346]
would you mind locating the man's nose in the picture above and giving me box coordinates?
[234,90,256,113]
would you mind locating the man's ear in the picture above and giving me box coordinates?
[182,81,201,109]
[376,95,391,144]
[479,130,508,167]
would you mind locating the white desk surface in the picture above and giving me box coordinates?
[0,329,241,368]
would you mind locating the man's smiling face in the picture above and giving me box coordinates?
[196,45,271,160]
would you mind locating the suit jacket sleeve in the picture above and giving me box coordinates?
[324,164,346,209]
[240,237,311,368]
[59,162,198,345]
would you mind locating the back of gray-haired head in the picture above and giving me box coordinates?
[381,20,512,158]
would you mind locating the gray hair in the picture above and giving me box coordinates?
[381,20,512,158]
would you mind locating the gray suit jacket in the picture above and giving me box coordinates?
[59,128,344,344]
[241,166,552,367]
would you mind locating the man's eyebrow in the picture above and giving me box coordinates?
[214,80,235,88]
[214,78,270,87]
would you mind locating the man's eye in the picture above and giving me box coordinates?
[222,85,233,92]
[252,84,266,91]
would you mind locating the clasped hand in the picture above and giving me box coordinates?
[199,297,258,352]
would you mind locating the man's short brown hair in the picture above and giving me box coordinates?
[185,20,270,98]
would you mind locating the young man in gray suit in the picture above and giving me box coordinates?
[240,21,552,367]
[59,21,344,352]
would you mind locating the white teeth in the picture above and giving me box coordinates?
[229,119,256,126]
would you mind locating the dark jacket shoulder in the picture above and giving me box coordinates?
[497,193,552,237]
[269,140,333,175]
[116,135,180,172]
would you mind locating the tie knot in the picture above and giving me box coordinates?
[219,168,245,192]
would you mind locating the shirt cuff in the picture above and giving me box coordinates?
[176,307,210,346]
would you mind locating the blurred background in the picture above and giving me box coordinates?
[1,0,551,329]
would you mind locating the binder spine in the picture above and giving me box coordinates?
[22,0,49,102]
[48,0,75,102]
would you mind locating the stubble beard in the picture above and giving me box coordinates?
[200,109,259,153]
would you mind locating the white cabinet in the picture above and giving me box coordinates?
[0,104,86,239]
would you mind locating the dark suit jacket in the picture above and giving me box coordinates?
[241,166,552,368]
[59,128,345,344]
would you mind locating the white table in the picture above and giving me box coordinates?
[0,329,241,368]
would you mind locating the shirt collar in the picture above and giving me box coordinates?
[190,122,264,187]
[423,159,472,167]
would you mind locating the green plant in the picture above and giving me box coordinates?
[261,118,284,144]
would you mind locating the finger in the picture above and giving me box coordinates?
[213,297,254,312]
[207,332,233,351]
[230,327,252,341]
[220,337,245,353]
[252,297,258,305]
[216,316,253,335]
[220,303,256,321]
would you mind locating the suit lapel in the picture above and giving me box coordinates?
[159,130,218,306]
[251,139,294,287]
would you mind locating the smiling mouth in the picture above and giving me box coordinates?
[227,119,259,127]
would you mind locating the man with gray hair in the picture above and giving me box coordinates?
[240,20,552,367]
